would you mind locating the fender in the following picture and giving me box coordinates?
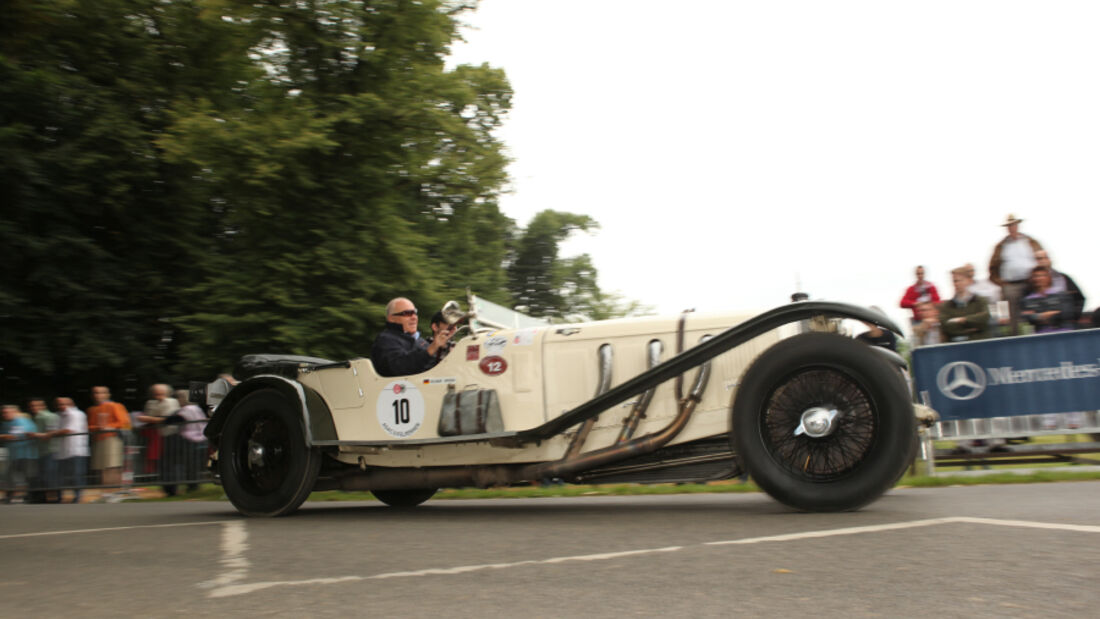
[203,374,337,445]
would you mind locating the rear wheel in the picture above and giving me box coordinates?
[219,388,320,517]
[372,488,438,507]
[732,333,915,512]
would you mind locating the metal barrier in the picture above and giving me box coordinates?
[1,419,212,503]
[933,411,1100,442]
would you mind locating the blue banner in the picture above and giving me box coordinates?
[911,329,1100,420]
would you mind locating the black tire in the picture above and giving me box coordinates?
[219,388,320,517]
[372,488,438,508]
[732,333,915,512]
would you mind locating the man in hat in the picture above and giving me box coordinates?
[988,214,1043,335]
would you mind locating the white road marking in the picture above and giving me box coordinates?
[199,521,251,590]
[705,516,1100,546]
[951,516,1100,534]
[706,517,957,545]
[207,546,684,598]
[0,520,235,540]
[206,516,1100,598]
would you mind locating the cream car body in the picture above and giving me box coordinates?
[198,299,919,517]
[299,312,781,467]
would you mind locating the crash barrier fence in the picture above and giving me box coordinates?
[911,329,1100,473]
[1,420,212,500]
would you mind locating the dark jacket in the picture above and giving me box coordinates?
[1021,290,1073,332]
[1058,271,1086,321]
[370,322,436,377]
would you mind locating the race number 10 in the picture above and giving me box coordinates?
[376,381,425,438]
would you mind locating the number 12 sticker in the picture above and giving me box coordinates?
[479,355,508,376]
[376,381,425,438]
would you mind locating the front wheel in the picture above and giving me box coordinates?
[219,388,320,517]
[372,488,438,507]
[732,333,915,512]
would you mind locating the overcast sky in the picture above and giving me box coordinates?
[448,0,1099,333]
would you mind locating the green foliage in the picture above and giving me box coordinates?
[1,0,241,396]
[1,0,640,399]
[0,0,516,395]
[506,210,651,321]
[507,210,597,319]
[158,1,520,375]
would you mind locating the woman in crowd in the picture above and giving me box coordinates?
[1020,266,1073,333]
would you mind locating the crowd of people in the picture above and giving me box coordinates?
[885,214,1093,437]
[898,214,1091,350]
[0,385,209,504]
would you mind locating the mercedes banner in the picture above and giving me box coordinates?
[911,329,1100,421]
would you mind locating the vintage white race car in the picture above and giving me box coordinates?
[195,296,918,517]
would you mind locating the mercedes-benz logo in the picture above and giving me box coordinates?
[936,361,986,401]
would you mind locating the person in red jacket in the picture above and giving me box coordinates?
[899,265,940,325]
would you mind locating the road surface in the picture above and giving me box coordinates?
[2,483,1098,617]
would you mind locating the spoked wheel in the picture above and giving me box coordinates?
[219,388,320,517]
[372,488,438,508]
[732,333,915,512]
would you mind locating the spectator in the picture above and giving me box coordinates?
[855,306,898,352]
[1021,266,1073,333]
[899,266,940,325]
[137,383,177,476]
[28,397,61,503]
[2,403,39,504]
[963,262,1005,332]
[940,267,991,342]
[175,389,209,493]
[1035,249,1086,325]
[87,386,130,487]
[54,397,89,504]
[1021,265,1083,430]
[138,384,182,495]
[988,214,1043,335]
[911,301,944,347]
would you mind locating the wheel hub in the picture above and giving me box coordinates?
[248,441,265,468]
[794,406,839,438]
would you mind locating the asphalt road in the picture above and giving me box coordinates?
[2,483,1099,617]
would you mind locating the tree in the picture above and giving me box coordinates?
[158,0,515,375]
[1,0,514,396]
[1,0,254,399]
[507,210,649,321]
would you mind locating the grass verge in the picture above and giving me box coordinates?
[140,468,1100,503]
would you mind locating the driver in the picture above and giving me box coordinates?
[370,297,456,377]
